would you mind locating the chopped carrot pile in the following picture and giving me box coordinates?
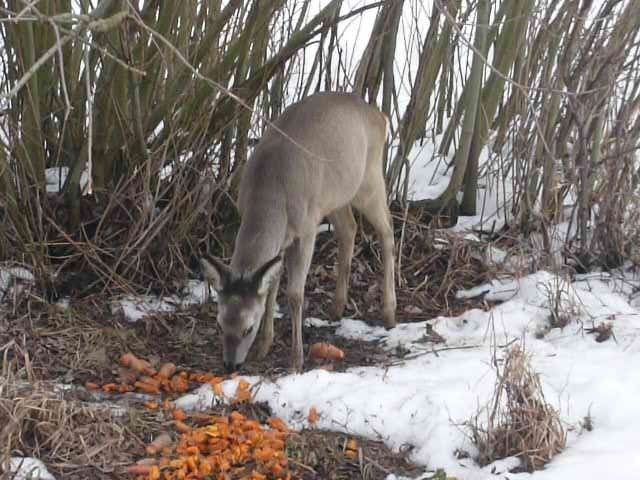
[84,353,226,397]
[130,411,293,479]
[85,352,361,479]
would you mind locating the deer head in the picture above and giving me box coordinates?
[200,254,282,372]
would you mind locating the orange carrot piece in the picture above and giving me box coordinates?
[146,433,172,455]
[171,409,187,421]
[125,464,152,475]
[308,406,319,425]
[157,362,177,379]
[120,352,156,376]
[309,342,345,361]
[173,420,192,433]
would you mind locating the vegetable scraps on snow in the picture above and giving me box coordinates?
[83,352,323,479]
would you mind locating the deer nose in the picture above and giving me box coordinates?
[224,361,240,373]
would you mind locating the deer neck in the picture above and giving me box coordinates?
[230,200,287,275]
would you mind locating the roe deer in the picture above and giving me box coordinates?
[200,91,396,372]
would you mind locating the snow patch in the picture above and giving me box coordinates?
[174,270,640,479]
[4,458,55,480]
[113,280,213,322]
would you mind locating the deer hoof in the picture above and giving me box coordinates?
[383,311,396,330]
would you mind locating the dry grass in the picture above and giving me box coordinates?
[0,377,154,479]
[468,345,566,473]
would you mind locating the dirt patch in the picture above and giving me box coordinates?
[286,429,420,479]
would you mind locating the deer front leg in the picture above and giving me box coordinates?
[285,232,317,372]
[251,268,281,360]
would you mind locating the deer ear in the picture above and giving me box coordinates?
[200,255,231,292]
[253,254,282,296]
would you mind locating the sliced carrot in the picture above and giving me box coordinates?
[267,417,289,432]
[148,465,161,480]
[173,420,192,433]
[233,379,252,403]
[143,400,159,410]
[134,380,160,395]
[84,381,99,390]
[125,464,152,475]
[212,381,224,396]
[101,383,119,392]
[158,362,177,379]
[346,438,358,451]
[120,352,156,375]
[146,432,172,455]
[169,375,189,393]
[308,406,319,425]
[171,409,187,421]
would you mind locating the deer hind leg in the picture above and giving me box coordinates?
[285,231,317,371]
[251,267,281,361]
[354,178,397,329]
[328,206,357,320]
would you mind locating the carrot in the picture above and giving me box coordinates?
[344,448,358,459]
[101,383,119,392]
[140,375,161,388]
[125,464,152,475]
[230,411,245,423]
[173,420,192,433]
[158,362,177,379]
[308,406,319,425]
[135,380,160,395]
[143,400,159,410]
[267,417,289,432]
[309,342,345,361]
[84,381,99,390]
[120,352,157,376]
[169,375,189,393]
[233,379,252,403]
[148,465,161,480]
[271,463,284,477]
[345,438,359,458]
[171,409,187,421]
[118,367,140,385]
[212,382,224,396]
[146,433,173,455]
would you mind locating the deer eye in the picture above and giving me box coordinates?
[242,326,254,338]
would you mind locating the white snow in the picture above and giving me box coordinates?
[44,166,91,195]
[113,279,212,322]
[175,269,640,480]
[0,265,36,301]
[3,457,55,480]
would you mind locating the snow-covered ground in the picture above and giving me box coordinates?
[172,268,640,480]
